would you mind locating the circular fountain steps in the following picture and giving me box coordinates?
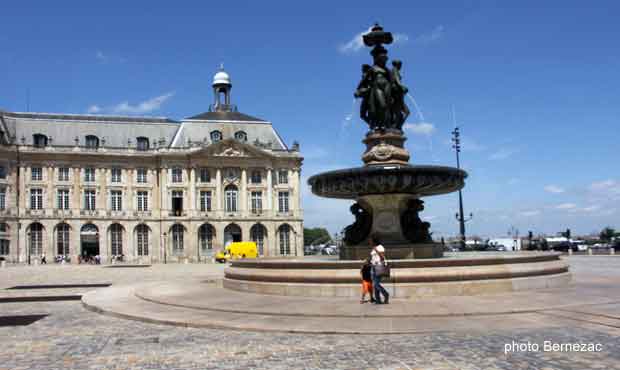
[224,252,570,298]
[82,276,620,334]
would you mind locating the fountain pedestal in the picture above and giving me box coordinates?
[340,193,443,260]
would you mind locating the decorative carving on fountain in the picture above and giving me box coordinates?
[401,199,432,243]
[343,203,372,245]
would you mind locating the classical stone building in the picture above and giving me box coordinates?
[0,68,304,263]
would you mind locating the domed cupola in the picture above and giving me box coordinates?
[211,64,234,112]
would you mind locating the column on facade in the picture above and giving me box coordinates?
[188,167,195,216]
[215,168,222,212]
[240,168,247,213]
[46,165,54,217]
[160,167,168,216]
[72,167,80,211]
[99,168,108,216]
[71,219,81,263]
[126,168,133,215]
[266,167,273,214]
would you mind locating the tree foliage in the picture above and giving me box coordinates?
[600,227,617,242]
[304,228,332,246]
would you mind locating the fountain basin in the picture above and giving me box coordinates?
[223,252,571,298]
[307,164,467,199]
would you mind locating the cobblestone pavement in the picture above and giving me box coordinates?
[1,258,619,370]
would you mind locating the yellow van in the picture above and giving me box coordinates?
[215,241,258,263]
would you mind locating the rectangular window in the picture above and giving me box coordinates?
[57,189,70,210]
[84,190,96,210]
[137,191,149,212]
[0,166,7,179]
[58,167,70,181]
[172,190,183,216]
[0,239,9,255]
[250,170,262,184]
[84,168,96,182]
[200,190,212,212]
[136,168,147,183]
[199,168,210,183]
[111,190,122,211]
[30,188,43,210]
[251,191,262,213]
[0,189,5,210]
[111,168,122,183]
[171,168,183,183]
[31,167,42,181]
[278,191,290,213]
[277,170,288,185]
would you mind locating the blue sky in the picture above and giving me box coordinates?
[1,1,619,238]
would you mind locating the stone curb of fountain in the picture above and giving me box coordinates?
[82,279,620,334]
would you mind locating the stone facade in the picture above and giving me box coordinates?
[0,69,304,264]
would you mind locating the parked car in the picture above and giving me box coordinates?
[552,242,578,252]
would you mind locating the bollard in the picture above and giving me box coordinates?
[1,261,6,268]
[568,249,573,256]
[588,248,593,256]
[611,248,615,256]
[184,258,189,264]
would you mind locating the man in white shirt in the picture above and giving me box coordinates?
[369,235,389,304]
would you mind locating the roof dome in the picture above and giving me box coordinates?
[213,69,231,86]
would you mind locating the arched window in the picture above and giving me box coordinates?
[136,224,149,256]
[110,224,123,256]
[85,135,100,149]
[172,224,184,253]
[56,223,70,256]
[33,134,48,147]
[225,185,238,212]
[278,224,291,256]
[234,131,247,142]
[198,224,215,253]
[224,223,242,247]
[250,224,267,256]
[210,130,222,143]
[29,223,44,256]
[136,137,149,151]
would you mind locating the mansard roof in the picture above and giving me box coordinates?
[185,110,267,123]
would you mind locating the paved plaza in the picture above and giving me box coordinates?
[1,256,620,369]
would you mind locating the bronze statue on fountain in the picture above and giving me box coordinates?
[308,23,468,259]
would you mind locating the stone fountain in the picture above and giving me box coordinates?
[308,23,466,259]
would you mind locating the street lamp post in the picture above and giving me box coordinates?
[452,126,473,250]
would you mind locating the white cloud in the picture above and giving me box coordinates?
[556,203,577,210]
[86,92,174,115]
[339,28,409,54]
[581,205,601,213]
[413,25,444,45]
[112,92,175,114]
[95,50,108,62]
[519,210,540,217]
[403,122,435,136]
[86,105,101,114]
[488,148,518,160]
[544,185,565,194]
[588,179,620,200]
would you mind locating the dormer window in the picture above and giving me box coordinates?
[33,134,48,147]
[136,137,149,151]
[210,130,222,143]
[85,135,99,149]
[234,131,247,142]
